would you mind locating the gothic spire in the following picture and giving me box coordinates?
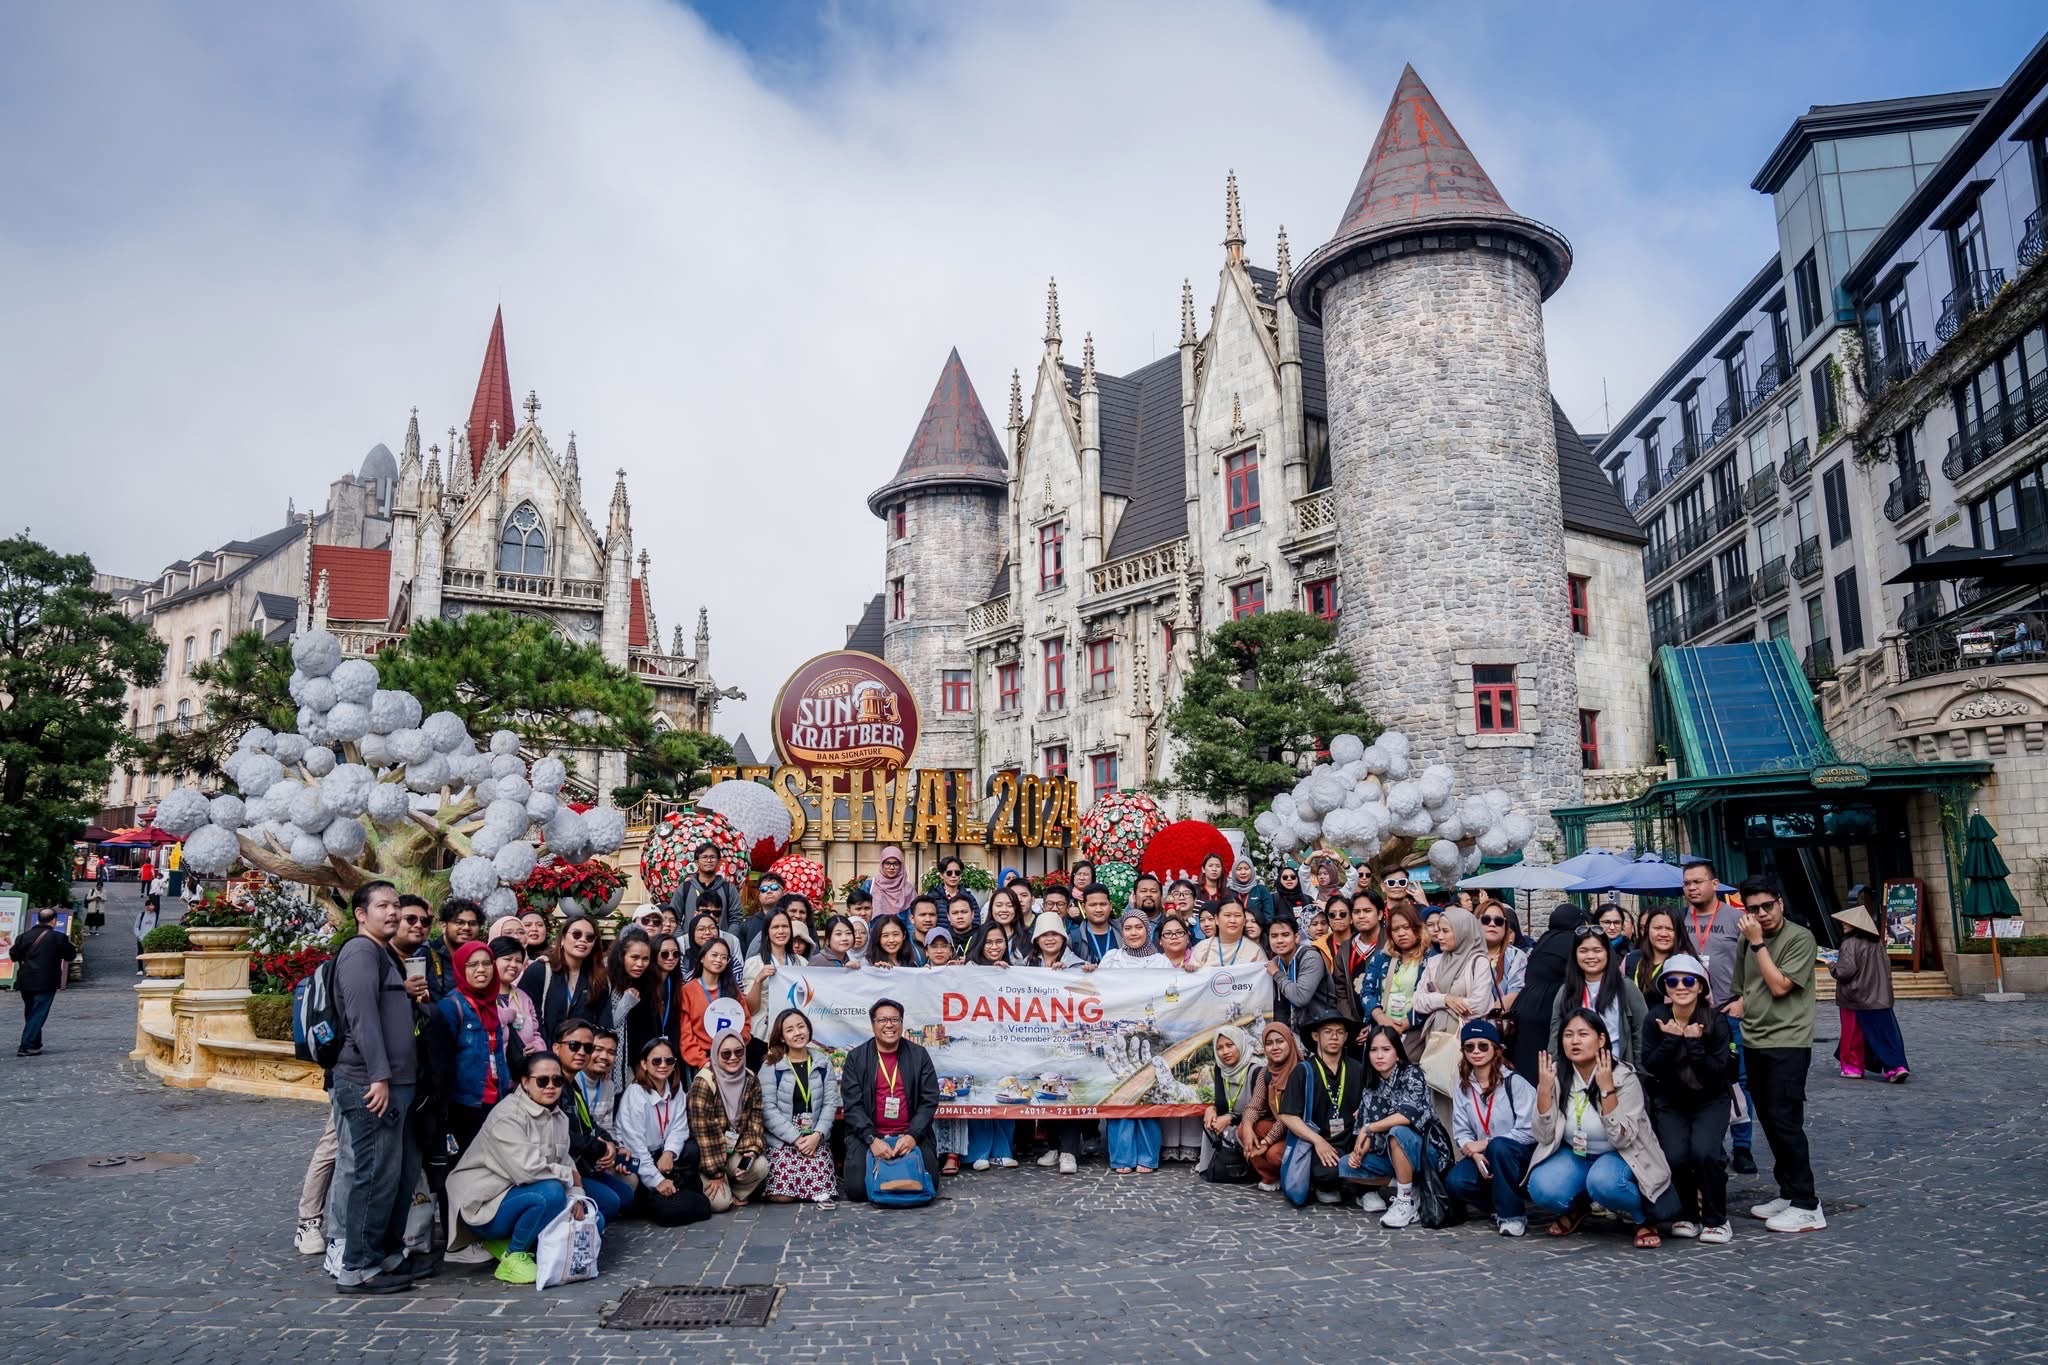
[1043,277,1061,350]
[1275,225,1292,289]
[1224,169,1245,264]
[1180,279,1197,346]
[400,405,421,467]
[1008,369,1023,428]
[608,468,631,532]
[1081,333,1096,393]
[465,306,515,479]
[563,430,580,494]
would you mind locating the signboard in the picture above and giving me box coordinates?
[704,764,1079,852]
[1809,764,1872,790]
[0,891,25,990]
[773,964,1272,1118]
[773,651,921,781]
[1971,917,2023,940]
[1882,879,1922,965]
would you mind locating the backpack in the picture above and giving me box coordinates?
[865,1149,936,1207]
[293,956,347,1067]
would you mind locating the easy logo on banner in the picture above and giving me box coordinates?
[772,965,1272,1118]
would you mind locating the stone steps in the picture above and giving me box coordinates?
[1815,968,1953,1002]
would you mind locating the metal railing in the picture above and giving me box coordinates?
[2022,210,2045,272]
[1792,536,1823,582]
[1679,596,1722,641]
[1667,437,1699,481]
[1755,357,1792,403]
[1898,586,1946,631]
[1719,578,1755,619]
[1651,617,1684,650]
[1742,463,1779,510]
[1712,393,1748,441]
[1642,541,1675,581]
[1780,437,1812,486]
[1884,467,1929,522]
[1753,557,1789,602]
[1865,339,1929,400]
[1936,268,2007,344]
[1890,594,2048,682]
[1804,639,1836,683]
[1943,369,2048,481]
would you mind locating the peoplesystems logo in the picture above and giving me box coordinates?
[782,977,816,1011]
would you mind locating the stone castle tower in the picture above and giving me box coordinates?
[867,349,1009,770]
[1290,65,1583,822]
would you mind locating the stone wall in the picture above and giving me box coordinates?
[886,488,1006,772]
[1567,530,1654,770]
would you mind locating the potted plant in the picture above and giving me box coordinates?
[139,923,191,978]
[517,858,625,919]
[179,891,256,950]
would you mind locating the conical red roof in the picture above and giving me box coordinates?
[868,348,1008,514]
[465,307,516,477]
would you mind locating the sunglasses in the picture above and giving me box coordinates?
[1573,924,1604,940]
[400,915,431,927]
[1461,1041,1495,1053]
[646,1056,676,1068]
[1746,899,1780,914]
[1662,974,1701,989]
[717,1049,744,1061]
[567,931,595,943]
[529,1075,564,1089]
[658,950,681,961]
[559,1040,593,1053]
[1480,915,1508,927]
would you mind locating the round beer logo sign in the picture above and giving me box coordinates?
[773,650,921,779]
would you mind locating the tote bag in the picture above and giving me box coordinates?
[535,1192,603,1290]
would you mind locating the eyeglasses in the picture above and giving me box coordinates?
[559,1040,593,1054]
[872,1016,902,1027]
[646,1056,676,1068]
[400,915,430,927]
[452,917,482,929]
[1479,915,1508,927]
[1662,975,1701,989]
[529,1075,564,1089]
[717,1049,744,1061]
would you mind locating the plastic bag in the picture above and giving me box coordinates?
[1415,1155,1467,1229]
[535,1192,602,1290]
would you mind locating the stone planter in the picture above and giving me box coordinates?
[184,924,253,951]
[139,952,186,980]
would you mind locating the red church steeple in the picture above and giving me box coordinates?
[465,307,516,478]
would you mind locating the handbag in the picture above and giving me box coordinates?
[1419,1028,1461,1098]
[1414,1150,1467,1228]
[535,1192,603,1290]
[1202,1129,1253,1185]
[864,1148,936,1207]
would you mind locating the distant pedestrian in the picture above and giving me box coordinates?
[1731,874,1825,1233]
[11,908,78,1056]
[134,892,161,975]
[165,840,185,899]
[1828,896,1909,1083]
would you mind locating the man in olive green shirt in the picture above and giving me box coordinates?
[1729,874,1823,1232]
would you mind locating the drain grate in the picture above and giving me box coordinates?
[31,1153,196,1179]
[604,1284,782,1331]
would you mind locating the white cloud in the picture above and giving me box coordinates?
[0,0,1768,744]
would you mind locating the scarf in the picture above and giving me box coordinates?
[451,941,500,1036]
[1113,911,1158,959]
[869,847,914,919]
[1412,906,1488,1058]
[1274,869,1309,914]
[713,1052,750,1127]
[1228,860,1258,895]
[1214,1024,1257,1106]
[1260,1022,1302,1114]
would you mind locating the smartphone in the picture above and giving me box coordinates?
[404,957,427,982]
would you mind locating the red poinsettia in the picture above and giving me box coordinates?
[251,947,331,993]
[516,858,625,913]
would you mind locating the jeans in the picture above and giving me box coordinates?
[1526,1149,1648,1224]
[1727,1016,1755,1150]
[18,991,55,1052]
[1445,1137,1535,1220]
[1106,1119,1162,1169]
[965,1121,1015,1164]
[580,1171,634,1224]
[472,1179,571,1254]
[1651,1100,1729,1225]
[1745,1045,1817,1209]
[1337,1125,1425,1183]
[326,1078,416,1284]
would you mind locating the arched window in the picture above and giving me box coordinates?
[176,698,193,732]
[498,502,547,575]
[151,703,166,734]
[183,636,197,672]
[210,629,223,657]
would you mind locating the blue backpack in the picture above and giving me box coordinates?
[864,1149,936,1207]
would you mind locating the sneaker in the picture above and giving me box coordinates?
[1379,1195,1417,1229]
[996,1157,1018,1168]
[1698,1223,1733,1244]
[1359,1191,1387,1213]
[1731,1148,1758,1175]
[1884,1068,1910,1084]
[1313,1189,1341,1204]
[1749,1197,1791,1221]
[480,1238,511,1261]
[1257,1181,1279,1192]
[1497,1218,1527,1238]
[493,1251,539,1285]
[1669,1221,1701,1239]
[442,1243,494,1265]
[1037,1150,1061,1168]
[971,1159,991,1172]
[1765,1205,1827,1234]
[811,1192,835,1206]
[295,1218,324,1255]
[335,1272,413,1296]
[1839,1067,1863,1079]
[1058,1153,1078,1175]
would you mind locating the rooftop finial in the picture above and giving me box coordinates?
[1224,169,1245,263]
[1180,279,1197,346]
[1044,277,1061,349]
[1081,333,1096,392]
[1275,225,1292,288]
[522,389,540,426]
[401,405,421,462]
[1008,368,1023,428]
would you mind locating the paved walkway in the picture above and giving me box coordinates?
[3,897,2046,1363]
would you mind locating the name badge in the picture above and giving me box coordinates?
[1569,1133,1588,1157]
[797,1113,815,1134]
[883,1097,902,1120]
[1328,1115,1347,1139]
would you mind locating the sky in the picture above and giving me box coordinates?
[2,1,2040,748]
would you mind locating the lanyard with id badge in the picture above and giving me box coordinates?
[793,1062,816,1135]
[1568,1087,1593,1156]
[1314,1058,1348,1139]
[879,1055,903,1122]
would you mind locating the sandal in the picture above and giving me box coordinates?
[1633,1225,1662,1249]
[1135,1166,1156,1175]
[1547,1209,1585,1238]
[1111,1166,1135,1175]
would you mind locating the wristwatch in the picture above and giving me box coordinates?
[1747,941,1765,953]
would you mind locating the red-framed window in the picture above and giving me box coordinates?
[1303,576,1337,621]
[941,669,972,713]
[1042,638,1066,709]
[892,504,906,539]
[1043,745,1068,779]
[1579,709,1601,769]
[997,662,1021,712]
[1038,522,1065,591]
[1473,665,1518,734]
[890,577,905,620]
[1087,639,1115,693]
[1225,448,1261,530]
[1230,579,1265,619]
[1090,752,1118,800]
[1568,574,1591,636]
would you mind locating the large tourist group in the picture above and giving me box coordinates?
[301,843,1906,1293]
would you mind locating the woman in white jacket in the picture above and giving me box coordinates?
[759,1008,842,1204]
[611,1038,713,1227]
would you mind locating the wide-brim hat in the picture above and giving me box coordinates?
[1030,911,1068,942]
[1832,906,1879,937]
[1300,1008,1353,1035]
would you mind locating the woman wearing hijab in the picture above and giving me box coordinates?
[428,939,517,1256]
[1408,907,1494,1063]
[1510,905,1585,1080]
[1828,902,1910,1081]
[1237,1022,1302,1191]
[1549,925,1650,1070]
[1090,911,1172,1173]
[445,1049,582,1285]
[1198,1024,1259,1177]
[686,1030,771,1212]
[613,1038,714,1227]
[1226,857,1274,926]
[1273,864,1310,928]
[760,1008,842,1204]
[868,848,915,922]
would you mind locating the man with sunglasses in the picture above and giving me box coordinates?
[1682,857,1757,1174]
[936,857,981,913]
[1729,874,1824,1233]
[552,1020,636,1228]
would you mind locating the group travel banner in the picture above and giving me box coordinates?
[774,964,1274,1118]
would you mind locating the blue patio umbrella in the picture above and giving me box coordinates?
[1552,848,1634,886]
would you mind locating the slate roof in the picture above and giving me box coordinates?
[253,591,298,626]
[845,593,885,656]
[731,733,759,767]
[1553,401,1645,545]
[143,523,305,615]
[868,348,1009,513]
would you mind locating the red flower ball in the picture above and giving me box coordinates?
[766,853,825,904]
[1139,819,1233,886]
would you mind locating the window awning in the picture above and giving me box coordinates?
[1885,545,2013,584]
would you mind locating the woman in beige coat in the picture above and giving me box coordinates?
[446,1052,586,1284]
[1525,1008,1673,1248]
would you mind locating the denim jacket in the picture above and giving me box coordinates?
[430,992,513,1109]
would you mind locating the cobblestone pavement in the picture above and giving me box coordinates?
[3,892,2046,1363]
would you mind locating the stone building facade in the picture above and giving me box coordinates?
[857,67,1654,818]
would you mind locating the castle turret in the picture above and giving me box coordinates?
[867,348,1009,770]
[1289,64,1580,823]
[600,468,633,667]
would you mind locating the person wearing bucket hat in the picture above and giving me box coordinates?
[1639,952,1735,1240]
[922,925,958,967]
[1827,898,1909,1082]
[1023,912,1086,970]
[1444,1018,1538,1235]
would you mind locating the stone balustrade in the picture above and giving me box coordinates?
[1292,489,1336,534]
[1086,540,1189,597]
[1580,763,1674,805]
[132,929,324,1103]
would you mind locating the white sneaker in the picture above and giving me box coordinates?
[1037,1150,1061,1168]
[1359,1191,1387,1212]
[996,1157,1018,1169]
[1749,1197,1791,1221]
[1698,1223,1733,1244]
[1058,1153,1077,1175]
[1379,1195,1417,1229]
[1257,1181,1279,1192]
[1669,1220,1701,1239]
[1498,1218,1527,1237]
[1314,1189,1342,1205]
[811,1193,835,1207]
[971,1159,991,1172]
[294,1219,324,1255]
[1765,1205,1826,1233]
[442,1243,493,1265]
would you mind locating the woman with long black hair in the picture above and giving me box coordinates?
[1548,925,1649,1069]
[517,913,610,1044]
[678,933,745,1080]
[1625,906,1698,1009]
[602,926,665,1089]
[865,915,917,969]
[743,907,808,1070]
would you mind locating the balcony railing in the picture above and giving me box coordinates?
[1629,482,1655,515]
[1087,539,1189,596]
[1884,466,1929,523]
[1898,585,1946,631]
[1753,557,1789,603]
[1891,597,2048,682]
[336,627,404,658]
[1666,437,1699,481]
[1943,368,2048,481]
[629,652,700,682]
[1711,393,1748,441]
[965,595,1013,635]
[1804,639,1836,683]
[1679,597,1722,641]
[441,567,605,602]
[1742,463,1779,511]
[1792,536,1823,582]
[1865,339,1929,400]
[1780,437,1812,486]
[1651,618,1684,650]
[1936,268,2007,344]
[1291,490,1336,535]
[1755,357,1792,403]
[1642,542,1675,581]
[2022,210,2045,272]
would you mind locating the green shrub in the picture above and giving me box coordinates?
[140,924,191,954]
[1958,936,2048,957]
[245,993,294,1041]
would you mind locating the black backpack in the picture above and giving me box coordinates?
[294,938,391,1068]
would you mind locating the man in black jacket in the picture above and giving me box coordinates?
[668,842,743,931]
[838,997,940,1201]
[11,907,77,1056]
